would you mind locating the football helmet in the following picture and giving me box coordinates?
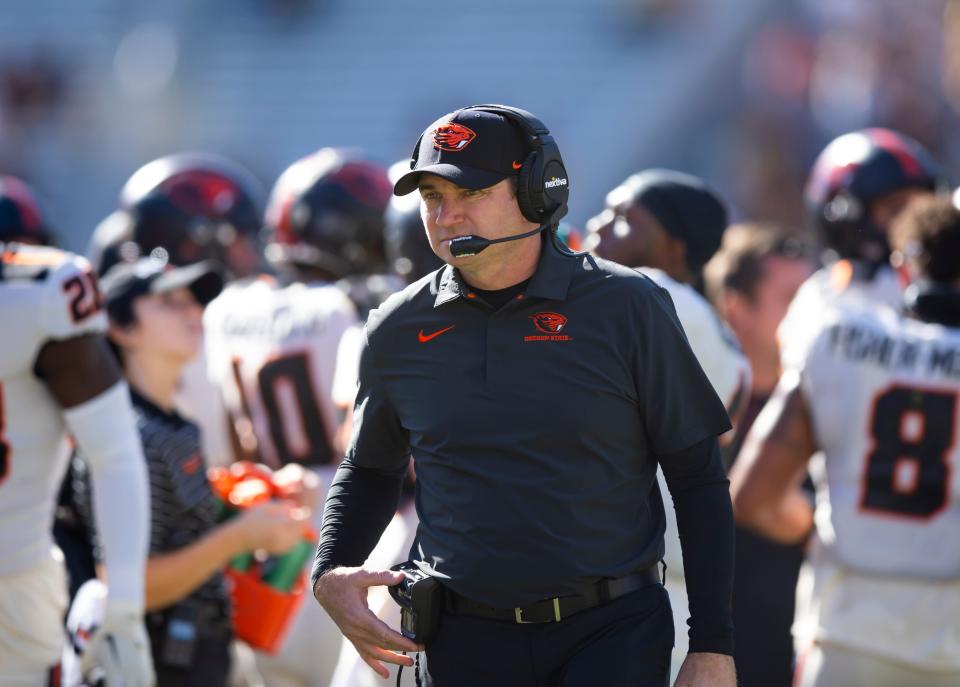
[115,152,265,275]
[384,194,443,283]
[264,148,392,278]
[0,175,53,245]
[805,128,943,261]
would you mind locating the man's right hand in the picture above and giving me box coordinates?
[314,566,423,678]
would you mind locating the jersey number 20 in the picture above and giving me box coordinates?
[861,386,957,519]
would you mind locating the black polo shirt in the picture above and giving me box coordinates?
[339,236,730,607]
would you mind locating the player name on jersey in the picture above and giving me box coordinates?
[218,306,337,339]
[826,321,960,378]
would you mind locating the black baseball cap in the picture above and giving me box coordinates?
[624,169,728,271]
[100,258,225,321]
[393,108,530,196]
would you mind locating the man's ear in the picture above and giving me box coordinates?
[720,290,747,330]
[107,321,137,350]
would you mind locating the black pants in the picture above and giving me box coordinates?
[151,635,231,687]
[732,525,804,687]
[147,610,232,687]
[424,584,673,687]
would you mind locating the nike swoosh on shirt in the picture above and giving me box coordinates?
[418,325,456,342]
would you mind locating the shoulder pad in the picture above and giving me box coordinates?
[0,243,70,282]
[41,252,108,341]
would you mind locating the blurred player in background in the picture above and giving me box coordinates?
[779,128,944,369]
[586,169,750,683]
[113,152,265,278]
[67,256,308,687]
[704,223,813,686]
[261,148,400,322]
[731,195,960,686]
[586,169,750,411]
[204,147,390,687]
[0,176,153,686]
[87,152,269,466]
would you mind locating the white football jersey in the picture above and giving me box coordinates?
[795,307,960,668]
[203,276,358,469]
[0,245,106,575]
[780,262,903,370]
[801,307,960,579]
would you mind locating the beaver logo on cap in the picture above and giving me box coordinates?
[433,123,477,152]
[530,312,567,334]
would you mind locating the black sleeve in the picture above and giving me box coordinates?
[311,326,411,587]
[659,435,735,656]
[311,459,406,586]
[634,285,732,454]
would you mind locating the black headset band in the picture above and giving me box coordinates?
[461,104,550,140]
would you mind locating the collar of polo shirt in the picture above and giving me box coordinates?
[434,235,578,308]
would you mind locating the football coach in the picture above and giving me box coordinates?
[312,104,737,687]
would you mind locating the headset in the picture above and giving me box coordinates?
[409,104,570,257]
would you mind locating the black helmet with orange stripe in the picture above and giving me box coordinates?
[264,148,392,279]
[111,152,265,276]
[0,175,53,245]
[805,128,944,262]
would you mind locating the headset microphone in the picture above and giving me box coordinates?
[448,225,546,258]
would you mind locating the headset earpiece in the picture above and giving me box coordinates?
[462,104,569,227]
[515,149,540,223]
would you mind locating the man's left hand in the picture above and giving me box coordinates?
[673,652,736,687]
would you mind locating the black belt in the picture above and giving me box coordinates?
[147,601,233,640]
[446,565,663,624]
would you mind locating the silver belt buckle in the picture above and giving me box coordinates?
[514,597,562,624]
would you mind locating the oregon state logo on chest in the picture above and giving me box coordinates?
[525,312,572,342]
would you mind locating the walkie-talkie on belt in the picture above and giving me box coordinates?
[388,561,444,645]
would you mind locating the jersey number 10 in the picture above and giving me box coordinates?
[232,353,334,468]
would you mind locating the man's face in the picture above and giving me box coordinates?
[417,175,536,265]
[729,255,811,371]
[114,287,205,365]
[585,191,677,270]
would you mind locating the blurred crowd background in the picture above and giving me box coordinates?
[1,0,958,252]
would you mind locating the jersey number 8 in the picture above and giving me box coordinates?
[861,385,957,519]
